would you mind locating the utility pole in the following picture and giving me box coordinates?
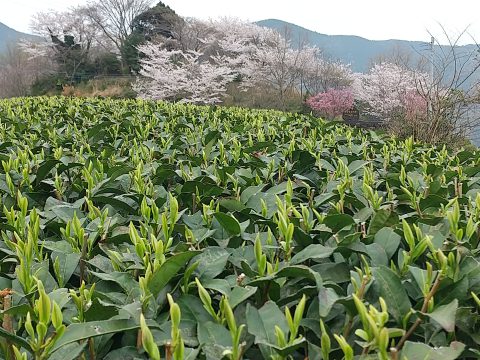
[430,36,434,86]
[428,36,434,125]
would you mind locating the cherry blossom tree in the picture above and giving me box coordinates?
[352,62,434,140]
[359,26,480,145]
[27,7,114,82]
[134,18,277,104]
[207,18,279,85]
[404,90,428,121]
[210,20,353,109]
[133,45,235,104]
[385,90,429,140]
[353,62,422,120]
[249,33,304,108]
[30,7,106,51]
[306,88,354,119]
[135,17,352,108]
[302,55,354,95]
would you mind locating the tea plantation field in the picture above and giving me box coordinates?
[1,96,480,359]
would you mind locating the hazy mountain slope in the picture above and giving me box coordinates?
[0,22,39,52]
[256,19,477,73]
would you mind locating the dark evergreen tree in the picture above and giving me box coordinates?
[121,2,182,73]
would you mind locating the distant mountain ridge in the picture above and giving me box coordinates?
[256,19,477,73]
[0,22,39,53]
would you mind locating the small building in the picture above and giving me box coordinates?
[343,104,385,130]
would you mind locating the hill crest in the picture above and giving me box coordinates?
[0,22,39,52]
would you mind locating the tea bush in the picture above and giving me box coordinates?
[0,96,479,359]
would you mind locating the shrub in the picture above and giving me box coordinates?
[306,88,354,119]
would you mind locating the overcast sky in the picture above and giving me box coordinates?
[1,0,479,43]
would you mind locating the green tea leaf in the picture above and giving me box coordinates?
[401,341,465,360]
[372,266,411,322]
[426,299,458,332]
[290,244,335,264]
[213,212,241,235]
[149,251,200,297]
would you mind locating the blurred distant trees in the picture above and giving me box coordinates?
[356,27,480,145]
[26,5,122,89]
[82,0,153,69]
[21,1,182,93]
[0,43,48,97]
